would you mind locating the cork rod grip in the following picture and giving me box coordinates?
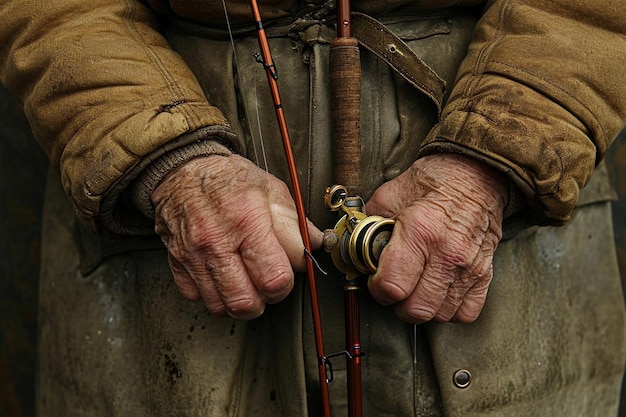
[330,36,362,194]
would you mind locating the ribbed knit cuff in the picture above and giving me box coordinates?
[128,140,232,219]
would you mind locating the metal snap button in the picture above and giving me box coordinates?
[453,369,471,388]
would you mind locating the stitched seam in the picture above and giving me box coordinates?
[120,0,195,129]
[462,1,510,99]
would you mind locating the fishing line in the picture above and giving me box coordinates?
[220,0,269,175]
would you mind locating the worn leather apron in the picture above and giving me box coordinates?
[37,7,625,417]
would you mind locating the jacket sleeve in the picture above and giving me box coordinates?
[418,0,626,225]
[0,0,239,235]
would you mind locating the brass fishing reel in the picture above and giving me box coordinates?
[323,185,395,280]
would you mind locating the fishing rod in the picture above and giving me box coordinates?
[248,2,332,416]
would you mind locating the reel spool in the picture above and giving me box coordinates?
[323,185,395,278]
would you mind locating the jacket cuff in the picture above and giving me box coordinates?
[128,139,233,220]
[417,140,536,221]
[98,125,239,236]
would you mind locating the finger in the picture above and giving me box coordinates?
[434,265,491,323]
[185,268,230,317]
[271,205,307,270]
[443,241,495,322]
[453,268,493,323]
[240,229,294,305]
[172,208,266,320]
[200,251,266,320]
[393,259,452,324]
[307,218,324,251]
[365,175,409,218]
[169,252,230,317]
[432,276,469,323]
[168,254,201,301]
[269,201,323,272]
[368,219,425,306]
[431,262,477,322]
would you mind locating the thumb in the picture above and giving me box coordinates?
[270,201,323,272]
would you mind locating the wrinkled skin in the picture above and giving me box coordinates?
[153,153,507,322]
[152,155,324,320]
[366,153,507,323]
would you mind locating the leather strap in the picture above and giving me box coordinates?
[351,12,446,117]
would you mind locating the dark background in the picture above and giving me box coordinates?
[1,83,625,416]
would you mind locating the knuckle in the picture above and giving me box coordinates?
[226,297,264,320]
[257,268,293,298]
[476,261,494,281]
[464,260,493,285]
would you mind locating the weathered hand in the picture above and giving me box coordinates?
[365,154,508,323]
[152,154,323,320]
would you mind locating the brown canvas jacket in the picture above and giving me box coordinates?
[1,0,625,234]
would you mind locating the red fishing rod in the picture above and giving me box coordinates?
[248,2,332,416]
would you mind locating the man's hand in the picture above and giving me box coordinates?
[366,154,508,323]
[151,154,323,320]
